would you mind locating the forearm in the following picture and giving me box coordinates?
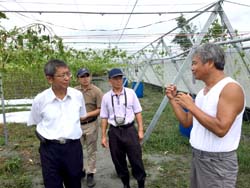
[101,118,109,147]
[135,112,144,141]
[81,108,100,120]
[189,105,228,137]
[87,108,100,118]
[169,98,192,127]
[101,119,108,138]
[135,112,143,131]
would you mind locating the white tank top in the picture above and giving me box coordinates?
[190,77,245,152]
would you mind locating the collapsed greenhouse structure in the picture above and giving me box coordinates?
[122,1,250,142]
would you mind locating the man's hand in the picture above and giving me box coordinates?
[175,92,194,110]
[80,113,89,121]
[166,84,177,100]
[101,135,109,148]
[138,129,144,143]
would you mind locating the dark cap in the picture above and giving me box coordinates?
[77,68,90,77]
[108,68,123,78]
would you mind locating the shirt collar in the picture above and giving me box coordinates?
[81,84,92,91]
[48,87,72,102]
[111,87,125,96]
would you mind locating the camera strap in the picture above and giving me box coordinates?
[111,88,127,121]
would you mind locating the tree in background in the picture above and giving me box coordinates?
[172,15,239,51]
[171,14,197,52]
[202,18,227,43]
[0,12,128,98]
[0,12,7,21]
[0,13,128,75]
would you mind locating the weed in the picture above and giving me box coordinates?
[3,156,22,174]
[0,83,250,187]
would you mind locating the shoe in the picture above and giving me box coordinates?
[81,170,86,179]
[138,180,145,188]
[87,173,96,187]
[121,176,130,188]
[123,185,131,188]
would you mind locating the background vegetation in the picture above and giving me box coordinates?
[1,13,128,99]
[0,11,249,188]
[0,83,250,188]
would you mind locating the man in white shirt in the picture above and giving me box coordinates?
[28,59,87,188]
[166,43,245,188]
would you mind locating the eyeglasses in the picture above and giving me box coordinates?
[54,72,72,79]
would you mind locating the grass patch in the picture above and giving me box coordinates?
[0,124,41,188]
[0,108,31,114]
[141,84,190,154]
[139,83,250,187]
[148,156,190,188]
[0,83,249,187]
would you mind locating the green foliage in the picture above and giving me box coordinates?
[3,156,22,174]
[0,12,7,22]
[140,84,190,154]
[232,58,242,79]
[0,175,32,188]
[153,64,164,84]
[148,157,190,188]
[202,19,227,43]
[0,107,31,114]
[2,68,48,99]
[0,23,129,98]
[236,121,250,187]
[0,136,4,146]
[0,124,40,188]
[172,14,197,52]
[0,84,250,187]
[238,122,250,173]
[0,23,127,73]
[172,17,239,52]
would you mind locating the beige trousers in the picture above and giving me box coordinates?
[80,120,99,174]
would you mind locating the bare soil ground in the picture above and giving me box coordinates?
[0,81,192,188]
[81,126,165,188]
[0,125,168,188]
[83,130,125,188]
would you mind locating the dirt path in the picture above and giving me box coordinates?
[82,143,121,188]
[81,126,139,188]
[83,79,143,188]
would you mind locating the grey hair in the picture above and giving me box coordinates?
[192,43,225,70]
[44,59,69,76]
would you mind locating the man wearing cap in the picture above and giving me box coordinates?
[100,68,146,188]
[75,68,103,187]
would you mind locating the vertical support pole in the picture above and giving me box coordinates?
[143,2,220,144]
[0,72,8,145]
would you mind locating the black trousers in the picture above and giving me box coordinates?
[39,140,83,188]
[108,125,146,184]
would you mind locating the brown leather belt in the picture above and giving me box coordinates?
[81,117,97,125]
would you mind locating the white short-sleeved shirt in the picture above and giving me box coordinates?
[27,87,87,140]
[100,87,142,126]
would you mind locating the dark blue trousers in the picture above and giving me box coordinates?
[108,125,146,185]
[39,140,83,188]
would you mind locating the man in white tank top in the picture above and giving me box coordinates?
[166,43,245,188]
